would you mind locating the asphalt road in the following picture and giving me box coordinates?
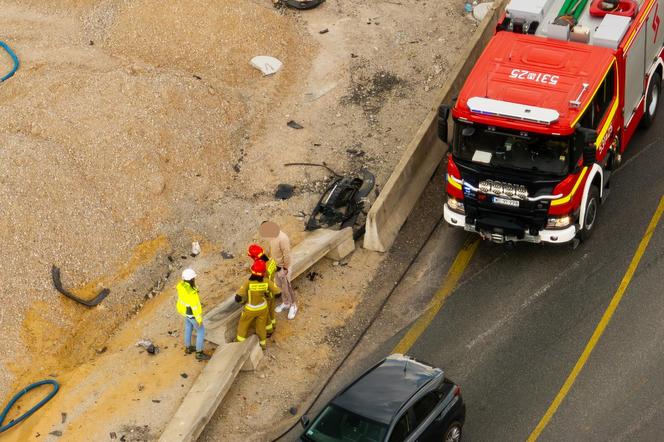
[284,117,664,442]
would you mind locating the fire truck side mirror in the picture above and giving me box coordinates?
[438,105,451,144]
[576,127,597,166]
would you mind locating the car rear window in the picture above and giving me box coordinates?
[304,404,388,442]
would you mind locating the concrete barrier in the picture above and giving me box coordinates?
[158,336,260,442]
[363,0,509,252]
[158,228,356,440]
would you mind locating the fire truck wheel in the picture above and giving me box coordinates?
[641,71,661,129]
[579,186,600,241]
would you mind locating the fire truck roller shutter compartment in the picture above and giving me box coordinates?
[623,1,664,124]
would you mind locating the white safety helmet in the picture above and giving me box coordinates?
[182,268,197,281]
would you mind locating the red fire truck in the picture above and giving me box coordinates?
[439,0,664,245]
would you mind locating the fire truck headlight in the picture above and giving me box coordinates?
[447,196,465,214]
[546,215,573,229]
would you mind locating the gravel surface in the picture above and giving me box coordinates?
[0,0,308,401]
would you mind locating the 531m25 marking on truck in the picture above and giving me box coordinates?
[509,69,560,86]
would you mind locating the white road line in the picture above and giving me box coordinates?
[466,253,589,350]
[611,403,663,442]
[618,137,661,172]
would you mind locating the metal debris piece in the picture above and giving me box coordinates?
[51,266,110,307]
[284,162,340,177]
[283,0,326,10]
[306,170,375,231]
[221,251,234,260]
[287,120,304,129]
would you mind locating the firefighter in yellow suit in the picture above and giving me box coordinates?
[247,244,279,335]
[235,259,281,348]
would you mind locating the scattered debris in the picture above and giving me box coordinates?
[282,0,326,10]
[180,373,188,379]
[136,339,159,355]
[473,2,493,21]
[344,70,404,117]
[275,184,295,200]
[193,74,202,80]
[110,432,116,440]
[250,56,283,76]
[191,241,201,257]
[49,430,62,437]
[289,406,298,415]
[346,148,366,158]
[221,251,234,260]
[306,271,320,281]
[284,162,340,177]
[61,412,67,424]
[96,346,107,354]
[319,28,329,34]
[287,120,304,129]
[138,385,145,392]
[152,399,161,403]
[51,265,110,307]
[306,170,375,231]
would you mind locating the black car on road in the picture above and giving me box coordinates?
[299,354,465,442]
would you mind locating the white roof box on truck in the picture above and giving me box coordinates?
[506,0,554,24]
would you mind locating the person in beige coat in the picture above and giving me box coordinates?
[259,221,298,319]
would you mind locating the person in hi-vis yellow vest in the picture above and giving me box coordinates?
[176,268,210,361]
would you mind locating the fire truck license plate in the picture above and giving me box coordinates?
[493,196,519,207]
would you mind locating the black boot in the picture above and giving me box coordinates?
[196,351,211,361]
[185,345,196,354]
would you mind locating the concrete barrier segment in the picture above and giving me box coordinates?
[158,336,260,442]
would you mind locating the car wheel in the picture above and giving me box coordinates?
[578,186,600,242]
[443,421,462,442]
[641,71,661,128]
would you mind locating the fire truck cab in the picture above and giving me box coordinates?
[439,0,664,245]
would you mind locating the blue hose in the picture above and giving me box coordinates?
[0,380,59,433]
[0,40,19,83]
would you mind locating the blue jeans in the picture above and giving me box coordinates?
[184,317,205,352]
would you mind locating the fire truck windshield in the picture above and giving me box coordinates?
[453,123,571,176]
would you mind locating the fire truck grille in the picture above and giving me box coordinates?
[478,179,529,200]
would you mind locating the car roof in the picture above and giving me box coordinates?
[455,31,615,135]
[331,355,442,425]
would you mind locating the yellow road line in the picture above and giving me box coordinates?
[393,237,480,354]
[528,196,664,441]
